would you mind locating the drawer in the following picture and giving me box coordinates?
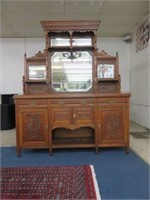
[97,98,127,104]
[51,98,95,105]
[51,107,72,126]
[17,99,48,106]
[74,106,95,125]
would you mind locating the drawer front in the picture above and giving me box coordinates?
[51,107,73,126]
[51,98,95,106]
[74,106,95,125]
[97,98,127,104]
[17,99,48,106]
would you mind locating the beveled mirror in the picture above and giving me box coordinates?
[28,65,46,80]
[97,64,114,78]
[51,51,92,92]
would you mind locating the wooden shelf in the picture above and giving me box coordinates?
[48,47,70,52]
[25,80,47,83]
[97,78,119,82]
[52,137,95,148]
[72,46,94,51]
[48,46,94,52]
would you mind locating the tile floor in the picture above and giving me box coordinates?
[130,122,150,165]
[0,122,149,165]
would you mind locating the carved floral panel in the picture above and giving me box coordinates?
[101,110,123,140]
[23,112,44,142]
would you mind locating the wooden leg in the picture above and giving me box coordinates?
[16,147,21,157]
[49,149,53,156]
[49,131,53,155]
[95,146,99,154]
[125,145,130,154]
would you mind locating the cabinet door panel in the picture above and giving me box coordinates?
[98,105,126,145]
[51,107,72,126]
[19,108,48,147]
[74,106,95,125]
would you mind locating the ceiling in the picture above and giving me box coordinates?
[0,0,149,38]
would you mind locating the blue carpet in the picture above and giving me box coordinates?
[1,147,149,200]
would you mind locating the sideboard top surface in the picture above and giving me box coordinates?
[14,93,131,100]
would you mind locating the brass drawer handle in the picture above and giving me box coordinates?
[73,114,76,118]
[81,100,87,104]
[110,100,116,104]
[45,125,48,130]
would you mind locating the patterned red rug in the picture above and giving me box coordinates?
[0,165,101,200]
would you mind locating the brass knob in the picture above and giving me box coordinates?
[73,114,76,118]
[45,125,48,130]
[81,100,87,104]
[98,125,101,128]
[110,100,115,104]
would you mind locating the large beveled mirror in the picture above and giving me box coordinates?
[51,51,93,92]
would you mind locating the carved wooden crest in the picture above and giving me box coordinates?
[31,49,46,59]
[96,49,118,58]
[25,49,46,62]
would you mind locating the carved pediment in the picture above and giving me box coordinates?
[96,49,118,58]
[25,49,46,61]
[34,49,46,58]
[32,49,46,58]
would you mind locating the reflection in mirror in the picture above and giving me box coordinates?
[97,64,114,78]
[51,51,92,92]
[29,66,46,79]
[51,38,70,46]
[72,38,92,46]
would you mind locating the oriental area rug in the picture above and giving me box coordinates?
[0,165,101,200]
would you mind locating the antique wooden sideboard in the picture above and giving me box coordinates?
[14,21,130,156]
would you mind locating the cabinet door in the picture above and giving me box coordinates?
[18,107,49,147]
[74,106,95,126]
[97,105,127,146]
[51,107,72,127]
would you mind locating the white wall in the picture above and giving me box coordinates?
[0,38,2,104]
[130,31,150,129]
[0,37,131,95]
[1,38,24,94]
[0,38,45,94]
